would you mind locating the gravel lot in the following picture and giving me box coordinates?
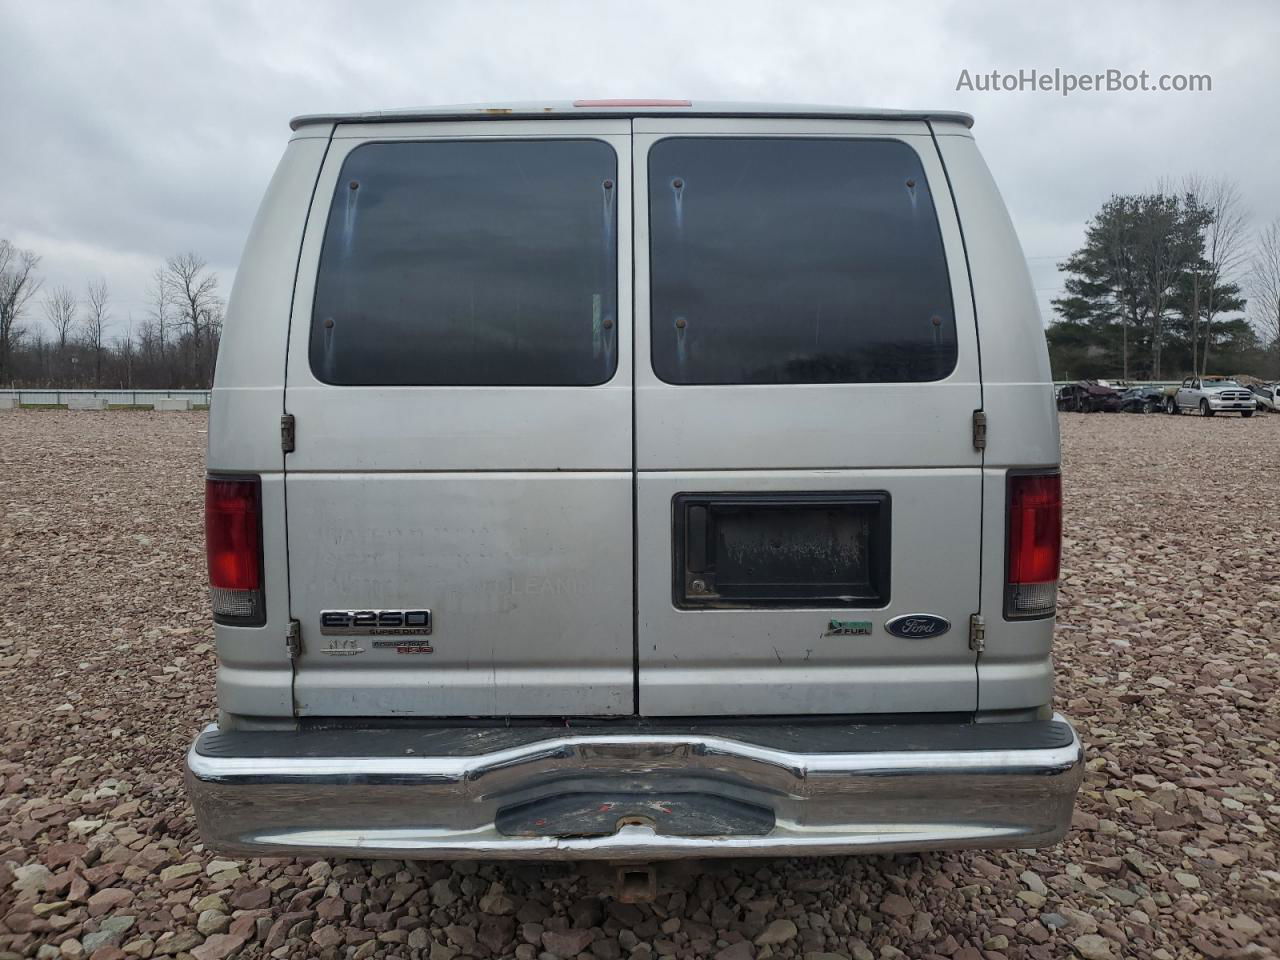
[1,410,1277,960]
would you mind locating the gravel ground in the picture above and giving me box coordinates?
[1,409,1277,960]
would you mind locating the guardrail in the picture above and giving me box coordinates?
[0,388,211,405]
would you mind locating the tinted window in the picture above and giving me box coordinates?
[648,138,956,385]
[311,139,618,386]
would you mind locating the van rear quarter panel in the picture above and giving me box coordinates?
[934,131,1059,712]
[210,130,332,726]
[210,131,332,472]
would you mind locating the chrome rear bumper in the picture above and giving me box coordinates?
[185,715,1084,860]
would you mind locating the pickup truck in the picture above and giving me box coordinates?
[1250,383,1278,413]
[1168,377,1257,417]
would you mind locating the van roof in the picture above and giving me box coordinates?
[289,101,975,131]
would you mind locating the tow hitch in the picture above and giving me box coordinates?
[614,863,659,902]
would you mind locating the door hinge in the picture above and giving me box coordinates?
[968,613,986,653]
[286,619,301,658]
[281,414,296,453]
[972,410,987,451]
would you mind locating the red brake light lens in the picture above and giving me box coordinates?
[206,476,264,623]
[1005,472,1061,619]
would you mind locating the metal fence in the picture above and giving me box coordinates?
[1053,380,1182,390]
[0,388,211,405]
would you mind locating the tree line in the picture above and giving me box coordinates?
[1050,177,1280,381]
[0,239,224,389]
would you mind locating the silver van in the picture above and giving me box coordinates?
[187,101,1082,865]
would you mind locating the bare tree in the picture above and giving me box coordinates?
[0,239,42,384]
[161,252,221,381]
[147,266,171,353]
[43,285,77,350]
[83,278,111,387]
[43,284,78,383]
[1183,177,1250,375]
[1251,218,1280,377]
[117,316,137,389]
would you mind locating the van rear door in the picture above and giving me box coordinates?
[283,120,634,716]
[632,119,983,715]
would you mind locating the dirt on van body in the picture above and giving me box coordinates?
[0,410,1277,960]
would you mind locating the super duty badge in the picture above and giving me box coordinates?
[320,609,432,636]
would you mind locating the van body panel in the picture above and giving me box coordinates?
[636,469,981,715]
[292,102,974,132]
[282,386,631,473]
[632,122,981,472]
[630,120,983,714]
[209,135,330,473]
[209,138,330,727]
[977,467,1055,710]
[212,475,294,723]
[931,136,1058,712]
[931,134,1058,468]
[329,118,632,141]
[282,123,634,716]
[222,112,1055,724]
[287,472,634,716]
[283,123,632,475]
[632,116,936,137]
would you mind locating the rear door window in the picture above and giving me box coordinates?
[648,137,956,385]
[311,139,618,386]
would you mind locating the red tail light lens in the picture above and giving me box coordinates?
[205,476,264,624]
[1005,471,1061,619]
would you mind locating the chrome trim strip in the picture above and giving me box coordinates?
[187,730,1081,783]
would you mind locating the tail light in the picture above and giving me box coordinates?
[1005,471,1061,619]
[205,475,264,625]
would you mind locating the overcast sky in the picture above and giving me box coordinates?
[3,0,1277,339]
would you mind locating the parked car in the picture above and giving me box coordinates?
[1118,385,1165,414]
[1057,380,1123,412]
[1250,383,1278,413]
[1168,376,1257,417]
[186,101,1083,875]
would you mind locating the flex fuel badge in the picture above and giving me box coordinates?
[373,639,435,655]
[825,619,872,637]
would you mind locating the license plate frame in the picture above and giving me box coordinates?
[671,491,891,609]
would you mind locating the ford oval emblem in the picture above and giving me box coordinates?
[884,614,951,639]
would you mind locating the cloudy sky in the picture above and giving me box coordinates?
[3,0,1277,338]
